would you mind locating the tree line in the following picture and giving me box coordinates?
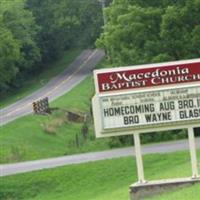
[97,0,200,65]
[1,0,199,98]
[0,0,103,96]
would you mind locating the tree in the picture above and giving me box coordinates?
[27,0,71,62]
[0,22,20,93]
[0,0,40,94]
[160,0,200,60]
[1,0,41,71]
[0,0,104,95]
[96,0,200,65]
[27,0,103,62]
[76,0,104,47]
[96,4,163,65]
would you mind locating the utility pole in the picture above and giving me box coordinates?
[99,0,107,26]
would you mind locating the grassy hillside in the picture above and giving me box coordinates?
[0,58,191,164]
[0,76,114,163]
[0,150,200,200]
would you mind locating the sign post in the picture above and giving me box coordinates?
[134,133,146,183]
[188,127,199,178]
[92,58,200,199]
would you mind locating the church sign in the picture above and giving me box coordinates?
[92,59,200,194]
[96,61,200,93]
[92,59,200,138]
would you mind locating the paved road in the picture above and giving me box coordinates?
[0,49,105,126]
[1,138,199,177]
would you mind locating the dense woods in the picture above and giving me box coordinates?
[97,0,200,65]
[0,0,103,96]
[1,0,200,97]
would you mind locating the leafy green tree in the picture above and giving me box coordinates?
[0,22,20,93]
[27,0,71,62]
[0,0,40,94]
[27,0,103,62]
[0,0,104,95]
[160,0,200,60]
[76,0,104,47]
[1,0,41,70]
[97,0,200,65]
[97,4,163,65]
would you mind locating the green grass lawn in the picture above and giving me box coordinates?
[0,151,199,200]
[0,49,81,109]
[0,55,190,164]
[0,57,118,164]
[0,76,113,163]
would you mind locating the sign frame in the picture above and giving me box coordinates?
[93,84,200,138]
[92,58,200,138]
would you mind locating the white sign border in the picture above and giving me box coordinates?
[92,84,200,138]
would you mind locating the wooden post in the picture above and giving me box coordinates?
[188,127,199,178]
[133,133,146,183]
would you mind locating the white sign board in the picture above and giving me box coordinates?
[92,59,200,138]
[100,86,200,130]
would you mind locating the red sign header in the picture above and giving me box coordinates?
[96,61,200,93]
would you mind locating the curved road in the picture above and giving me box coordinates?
[0,138,199,177]
[0,49,105,126]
